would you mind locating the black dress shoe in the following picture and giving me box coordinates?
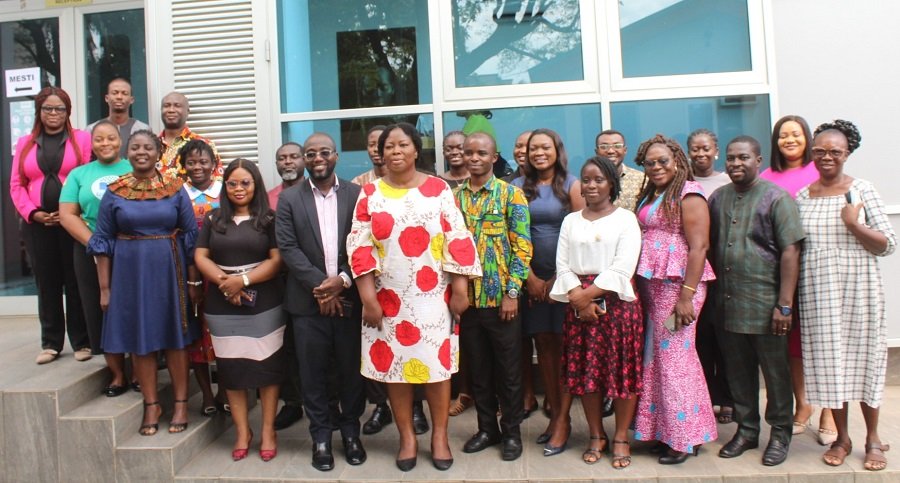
[602,397,614,418]
[718,434,759,458]
[343,437,367,465]
[363,404,392,435]
[762,439,789,466]
[412,403,429,435]
[311,441,334,471]
[463,431,501,453]
[658,446,699,465]
[274,405,303,430]
[103,384,128,397]
[502,436,523,461]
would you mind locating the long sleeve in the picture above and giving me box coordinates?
[9,136,38,221]
[175,190,199,262]
[275,190,328,289]
[505,184,532,291]
[440,186,482,277]
[592,212,640,302]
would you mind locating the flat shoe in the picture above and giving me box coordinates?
[864,442,890,471]
[817,427,838,446]
[823,440,852,466]
[103,384,129,397]
[35,349,59,365]
[448,393,473,417]
[74,348,93,361]
[717,406,734,424]
[611,440,632,469]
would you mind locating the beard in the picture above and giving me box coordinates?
[280,169,299,181]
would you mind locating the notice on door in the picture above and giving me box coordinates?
[5,67,41,98]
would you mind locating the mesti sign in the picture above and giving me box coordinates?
[5,67,41,98]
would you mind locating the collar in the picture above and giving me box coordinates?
[462,175,497,193]
[35,129,70,147]
[309,176,339,196]
[159,126,194,146]
[184,180,222,200]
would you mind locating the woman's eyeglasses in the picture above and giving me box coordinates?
[811,148,847,159]
[225,179,254,189]
[641,158,672,169]
[41,106,67,114]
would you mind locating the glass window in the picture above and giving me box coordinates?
[610,94,771,172]
[618,0,751,78]
[277,0,432,113]
[451,0,584,87]
[442,103,600,176]
[83,9,148,126]
[281,113,436,180]
[0,17,61,296]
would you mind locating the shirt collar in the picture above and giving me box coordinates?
[462,175,497,193]
[184,180,222,200]
[309,176,339,196]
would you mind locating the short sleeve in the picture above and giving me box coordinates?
[771,191,806,250]
[439,186,482,277]
[858,180,897,256]
[347,185,382,278]
[59,166,82,203]
[197,215,214,249]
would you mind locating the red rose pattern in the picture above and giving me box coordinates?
[351,246,376,275]
[415,266,438,292]
[363,183,376,196]
[369,339,394,373]
[398,226,430,257]
[376,288,402,317]
[438,338,452,370]
[447,237,476,266]
[418,176,445,197]
[371,211,394,240]
[395,320,421,346]
[355,196,370,222]
[440,213,451,233]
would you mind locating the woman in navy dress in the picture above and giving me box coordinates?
[88,130,200,436]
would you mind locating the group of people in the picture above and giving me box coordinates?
[12,78,894,474]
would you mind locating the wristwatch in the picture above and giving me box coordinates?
[776,305,792,316]
[507,288,519,299]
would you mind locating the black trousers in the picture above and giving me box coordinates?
[22,222,86,352]
[292,313,364,442]
[717,327,793,444]
[71,243,104,354]
[696,286,733,408]
[279,316,303,406]
[460,307,524,438]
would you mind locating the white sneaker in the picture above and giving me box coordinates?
[36,349,59,364]
[74,348,93,362]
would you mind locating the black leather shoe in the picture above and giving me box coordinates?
[432,456,453,471]
[311,441,334,471]
[343,437,367,465]
[658,446,699,465]
[463,431,501,453]
[396,456,417,472]
[718,434,759,458]
[412,403,429,435]
[502,436,523,461]
[762,439,789,466]
[274,405,303,430]
[103,384,128,397]
[602,397,614,418]
[363,404,392,435]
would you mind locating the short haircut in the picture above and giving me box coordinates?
[596,129,626,147]
[107,77,132,91]
[277,141,302,152]
[727,135,761,156]
[465,131,496,153]
[303,132,336,149]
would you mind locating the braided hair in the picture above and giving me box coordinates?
[687,128,718,148]
[634,134,693,225]
[814,119,861,153]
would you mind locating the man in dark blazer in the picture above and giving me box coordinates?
[275,132,365,471]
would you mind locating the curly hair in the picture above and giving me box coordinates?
[581,156,621,203]
[634,134,693,225]
[521,128,571,211]
[814,119,861,154]
[770,115,813,172]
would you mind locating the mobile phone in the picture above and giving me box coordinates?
[592,297,607,314]
[664,313,677,332]
[241,289,258,307]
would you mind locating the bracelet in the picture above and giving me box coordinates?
[681,284,697,293]
[242,274,250,287]
[186,280,202,287]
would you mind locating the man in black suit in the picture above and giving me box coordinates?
[275,132,365,471]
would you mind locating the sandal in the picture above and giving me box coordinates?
[582,435,607,465]
[448,393,473,417]
[201,405,218,417]
[139,401,161,436]
[611,439,632,469]
[817,427,838,446]
[864,442,890,471]
[717,406,734,424]
[823,440,852,466]
[169,399,189,433]
[792,417,810,435]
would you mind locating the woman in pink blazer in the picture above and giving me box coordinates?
[10,87,92,364]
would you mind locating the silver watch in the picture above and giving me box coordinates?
[507,288,519,299]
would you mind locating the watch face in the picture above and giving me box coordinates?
[780,306,792,316]
[508,289,519,299]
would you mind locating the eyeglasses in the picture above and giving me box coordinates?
[641,158,672,169]
[304,149,334,161]
[811,148,847,159]
[225,179,254,189]
[41,106,67,114]
[597,143,625,150]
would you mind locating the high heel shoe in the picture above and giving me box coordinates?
[536,432,551,444]
[260,433,278,462]
[543,428,571,457]
[168,399,189,433]
[658,445,700,465]
[232,430,253,461]
[139,401,161,436]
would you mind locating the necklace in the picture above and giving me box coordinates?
[654,188,666,197]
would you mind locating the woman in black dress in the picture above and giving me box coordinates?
[194,159,284,462]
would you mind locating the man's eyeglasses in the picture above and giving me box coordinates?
[225,179,254,189]
[597,143,625,150]
[41,106,67,114]
[304,149,334,161]
[811,148,847,159]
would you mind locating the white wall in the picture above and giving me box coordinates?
[771,0,900,345]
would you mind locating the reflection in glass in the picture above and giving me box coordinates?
[452,0,583,87]
[610,94,771,171]
[442,103,600,175]
[619,0,751,78]
[281,113,436,180]
[83,9,148,125]
[278,0,432,113]
[0,18,61,295]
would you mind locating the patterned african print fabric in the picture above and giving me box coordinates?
[616,164,645,212]
[455,176,531,308]
[158,126,221,180]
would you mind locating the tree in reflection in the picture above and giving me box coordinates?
[13,19,60,87]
